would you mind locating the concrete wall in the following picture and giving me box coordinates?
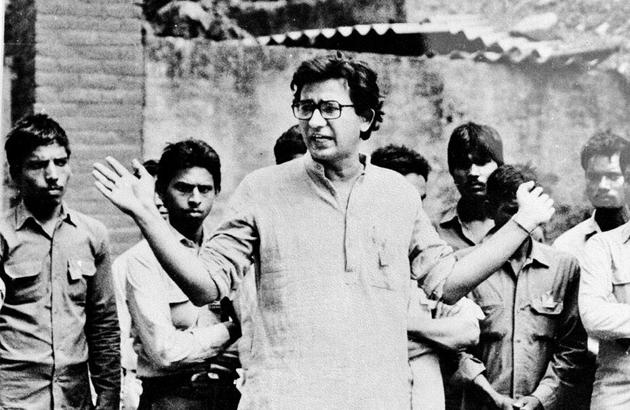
[145,38,630,239]
[5,0,145,255]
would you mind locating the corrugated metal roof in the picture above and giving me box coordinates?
[255,16,619,68]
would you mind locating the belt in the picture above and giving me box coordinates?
[140,371,240,400]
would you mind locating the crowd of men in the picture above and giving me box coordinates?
[0,52,629,410]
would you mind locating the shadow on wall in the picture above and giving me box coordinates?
[144,37,630,239]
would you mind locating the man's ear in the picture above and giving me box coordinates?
[359,109,375,133]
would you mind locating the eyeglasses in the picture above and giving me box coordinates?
[292,100,355,120]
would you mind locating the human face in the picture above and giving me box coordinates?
[17,143,71,208]
[493,197,519,230]
[585,154,626,208]
[152,181,169,220]
[297,78,372,167]
[451,155,498,199]
[160,167,216,227]
[404,173,428,201]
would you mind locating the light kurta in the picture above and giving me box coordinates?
[200,154,456,409]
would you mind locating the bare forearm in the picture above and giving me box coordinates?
[134,206,218,305]
[443,218,528,303]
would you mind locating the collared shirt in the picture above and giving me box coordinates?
[580,222,630,409]
[459,240,589,410]
[553,212,601,359]
[112,250,138,372]
[125,228,233,378]
[199,154,455,410]
[435,205,498,252]
[435,205,480,251]
[553,212,600,265]
[0,201,120,409]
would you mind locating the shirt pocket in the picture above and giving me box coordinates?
[67,258,96,305]
[612,271,630,304]
[478,303,507,342]
[529,296,563,342]
[3,261,43,304]
[367,224,410,291]
[369,233,401,291]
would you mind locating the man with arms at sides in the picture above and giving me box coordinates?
[123,140,241,409]
[273,124,307,165]
[372,144,483,410]
[433,122,504,409]
[579,141,630,409]
[93,53,554,410]
[437,122,504,250]
[112,159,167,410]
[552,131,628,402]
[0,114,120,409]
[456,165,590,410]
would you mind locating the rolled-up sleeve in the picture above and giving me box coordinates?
[200,177,258,299]
[409,203,456,300]
[85,228,121,409]
[579,235,630,340]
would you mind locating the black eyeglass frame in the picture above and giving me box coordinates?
[291,100,356,120]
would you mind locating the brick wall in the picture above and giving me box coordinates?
[6,0,145,255]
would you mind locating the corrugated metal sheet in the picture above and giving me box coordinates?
[255,16,619,68]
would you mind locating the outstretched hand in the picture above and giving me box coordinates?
[513,181,555,232]
[92,157,157,218]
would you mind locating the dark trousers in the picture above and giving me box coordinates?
[138,373,240,410]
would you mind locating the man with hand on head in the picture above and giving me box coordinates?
[93,53,554,409]
[456,165,590,410]
[0,114,120,409]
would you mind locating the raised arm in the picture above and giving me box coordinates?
[94,157,220,304]
[93,157,255,305]
[440,183,553,304]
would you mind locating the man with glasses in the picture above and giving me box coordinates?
[93,53,555,409]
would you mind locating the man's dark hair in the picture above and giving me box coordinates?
[290,53,384,141]
[580,130,630,172]
[156,139,221,195]
[273,125,306,165]
[142,159,160,177]
[447,122,504,173]
[370,144,431,180]
[486,164,538,208]
[5,113,71,180]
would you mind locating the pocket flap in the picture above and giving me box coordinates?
[68,259,96,280]
[4,261,41,280]
[530,296,563,315]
